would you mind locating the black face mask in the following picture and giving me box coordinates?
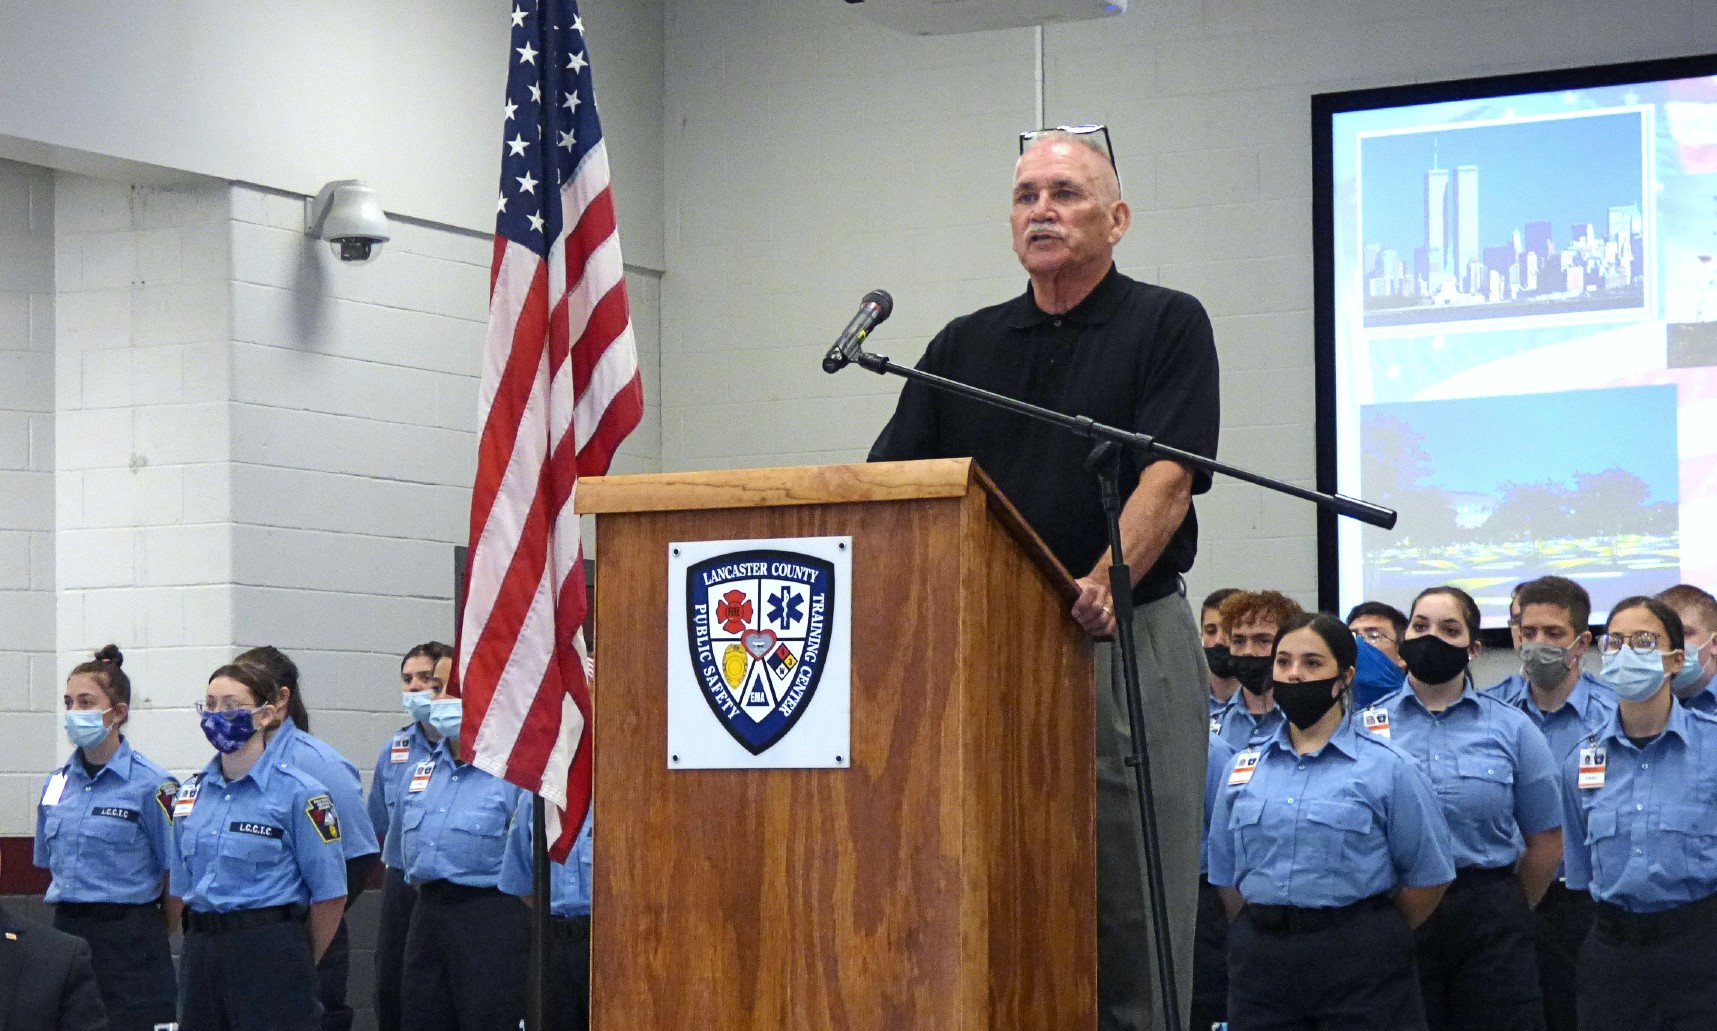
[1271,677,1343,729]
[1399,634,1471,685]
[1205,644,1238,680]
[1231,655,1274,696]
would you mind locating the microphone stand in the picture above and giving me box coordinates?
[827,342,1394,1031]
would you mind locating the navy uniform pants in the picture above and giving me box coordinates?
[1576,898,1717,1030]
[1532,883,1591,1031]
[54,902,177,1031]
[1190,879,1228,1031]
[400,883,527,1031]
[1228,900,1425,1031]
[180,917,322,1031]
[1415,869,1544,1031]
[374,866,418,1031]
[544,914,592,1031]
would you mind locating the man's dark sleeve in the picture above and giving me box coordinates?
[1133,292,1220,495]
[866,328,949,463]
[57,936,109,1031]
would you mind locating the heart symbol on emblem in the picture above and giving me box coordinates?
[742,629,777,660]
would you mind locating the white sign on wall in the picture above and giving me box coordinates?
[665,536,852,769]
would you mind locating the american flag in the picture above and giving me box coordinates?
[456,0,642,861]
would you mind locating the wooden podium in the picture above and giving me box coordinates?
[577,458,1096,1030]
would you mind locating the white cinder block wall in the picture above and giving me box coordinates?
[0,161,55,821]
[659,0,1717,620]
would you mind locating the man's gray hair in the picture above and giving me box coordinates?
[1017,130,1123,203]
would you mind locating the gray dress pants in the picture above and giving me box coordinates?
[1094,589,1208,1031]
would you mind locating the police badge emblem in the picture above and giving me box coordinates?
[667,536,852,769]
[686,548,835,755]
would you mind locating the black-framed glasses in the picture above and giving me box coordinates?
[1018,124,1120,183]
[1599,630,1665,654]
[1353,626,1396,644]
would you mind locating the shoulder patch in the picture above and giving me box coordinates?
[305,793,341,844]
[156,778,181,818]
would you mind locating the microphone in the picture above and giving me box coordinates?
[822,289,893,373]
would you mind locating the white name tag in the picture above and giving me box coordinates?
[1578,747,1607,790]
[391,738,411,764]
[41,771,67,807]
[1209,717,1222,736]
[1362,707,1392,740]
[173,780,200,819]
[409,759,435,793]
[1228,750,1260,786]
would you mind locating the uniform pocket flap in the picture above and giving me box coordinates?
[1304,799,1373,834]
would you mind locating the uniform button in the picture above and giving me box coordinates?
[1433,754,1441,761]
[1286,797,1295,803]
[1635,848,1644,855]
[85,786,92,792]
[439,807,447,813]
[1637,804,1644,811]
[1642,763,1650,769]
[1052,319,1062,327]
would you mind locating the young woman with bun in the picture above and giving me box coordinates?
[33,645,180,1031]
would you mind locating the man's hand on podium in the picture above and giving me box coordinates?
[1072,576,1117,639]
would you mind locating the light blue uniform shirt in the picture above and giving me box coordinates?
[1202,736,1238,876]
[1212,693,1285,752]
[268,719,379,861]
[1679,681,1717,716]
[1562,702,1717,914]
[1209,690,1228,717]
[1364,685,1561,870]
[34,739,179,905]
[168,756,348,912]
[499,801,593,918]
[1208,714,1456,907]
[398,738,527,888]
[368,723,435,869]
[1489,671,1616,878]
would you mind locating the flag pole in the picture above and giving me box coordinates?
[529,794,551,1031]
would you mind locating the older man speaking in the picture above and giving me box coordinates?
[869,128,1219,1031]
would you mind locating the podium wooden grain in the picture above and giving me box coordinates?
[578,459,1096,1030]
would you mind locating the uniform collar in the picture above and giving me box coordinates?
[67,737,137,783]
[200,751,281,790]
[1224,692,1279,721]
[1261,710,1362,761]
[1003,264,1127,329]
[1402,682,1480,716]
[431,736,463,764]
[1597,696,1693,750]
[1563,673,1614,721]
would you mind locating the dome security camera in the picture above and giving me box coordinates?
[305,180,390,264]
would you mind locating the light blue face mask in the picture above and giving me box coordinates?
[402,690,433,724]
[428,698,463,739]
[1600,646,1669,703]
[64,709,112,750]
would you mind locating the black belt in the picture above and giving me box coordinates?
[55,900,160,921]
[1594,891,1717,946]
[549,913,591,939]
[1246,893,1392,934]
[1450,865,1515,890]
[418,879,505,904]
[1133,574,1184,606]
[183,904,303,934]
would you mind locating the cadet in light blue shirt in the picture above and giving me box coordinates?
[1200,587,1242,718]
[173,662,349,1031]
[35,646,180,1031]
[1209,613,1453,1031]
[499,801,594,1031]
[1211,690,1284,752]
[366,641,448,1031]
[1562,596,1717,1031]
[397,664,529,1031]
[1371,585,1563,1031]
[1190,734,1237,1031]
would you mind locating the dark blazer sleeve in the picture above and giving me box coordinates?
[56,934,109,1031]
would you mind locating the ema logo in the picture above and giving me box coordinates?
[685,549,835,755]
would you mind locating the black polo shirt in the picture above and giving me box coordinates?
[868,266,1220,601]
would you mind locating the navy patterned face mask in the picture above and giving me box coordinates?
[199,708,260,754]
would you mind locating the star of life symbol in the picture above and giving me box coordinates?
[686,549,834,755]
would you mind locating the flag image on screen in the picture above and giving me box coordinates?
[1316,54,1717,628]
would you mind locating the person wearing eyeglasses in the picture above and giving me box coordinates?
[368,642,451,1031]
[1202,587,1243,716]
[1562,596,1717,1029]
[34,646,180,1031]
[1657,584,1717,714]
[1208,612,1455,1030]
[1361,586,1562,1031]
[1211,590,1301,750]
[171,663,349,1031]
[1347,600,1408,670]
[233,647,381,1031]
[1483,575,1612,1031]
[869,124,1221,1031]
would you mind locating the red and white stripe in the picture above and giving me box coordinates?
[458,140,642,860]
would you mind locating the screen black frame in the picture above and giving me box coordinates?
[1312,51,1717,648]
